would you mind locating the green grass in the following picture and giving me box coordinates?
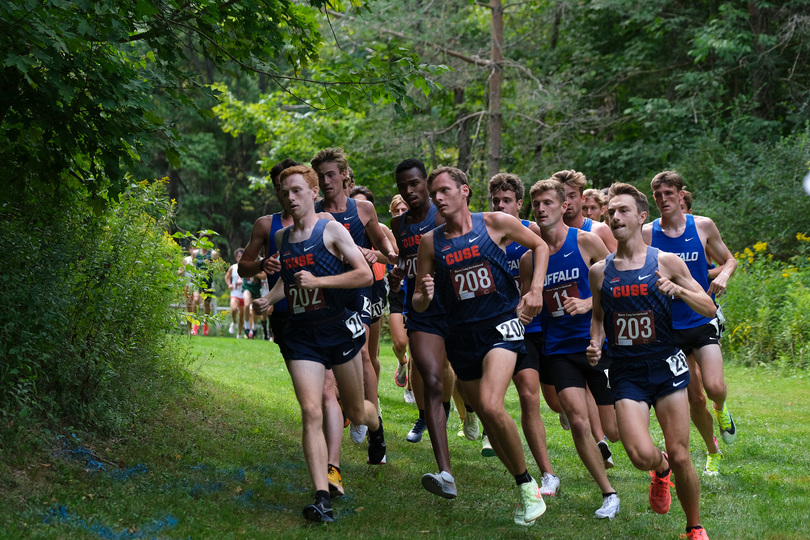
[2,337,809,539]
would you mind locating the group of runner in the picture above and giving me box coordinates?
[231,149,735,540]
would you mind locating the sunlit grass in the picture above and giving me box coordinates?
[2,336,809,539]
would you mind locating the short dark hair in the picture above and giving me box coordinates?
[608,182,649,216]
[427,166,471,203]
[395,158,427,179]
[488,172,525,201]
[350,185,375,203]
[650,170,685,192]
[270,159,302,184]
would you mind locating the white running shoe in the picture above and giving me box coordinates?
[514,478,546,526]
[349,422,367,444]
[463,412,480,441]
[421,471,457,499]
[594,493,620,520]
[404,389,415,403]
[481,434,495,457]
[406,418,427,443]
[228,322,236,334]
[539,472,560,497]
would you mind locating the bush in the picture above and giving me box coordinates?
[0,179,192,452]
[722,236,810,369]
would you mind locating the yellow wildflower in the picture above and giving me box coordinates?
[797,232,810,242]
[753,241,767,252]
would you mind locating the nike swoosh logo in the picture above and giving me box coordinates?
[304,245,314,252]
[419,224,431,232]
[468,235,480,243]
[673,380,684,387]
[344,215,352,221]
[685,237,694,242]
[639,274,650,280]
[343,349,353,356]
[563,252,573,258]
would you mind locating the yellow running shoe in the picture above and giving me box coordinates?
[714,403,737,445]
[704,452,722,476]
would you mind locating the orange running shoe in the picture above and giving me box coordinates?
[648,453,673,514]
[680,527,710,540]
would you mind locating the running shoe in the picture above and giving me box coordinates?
[367,416,386,465]
[594,493,620,520]
[395,360,408,387]
[303,498,333,523]
[406,418,426,443]
[559,411,570,431]
[714,403,737,445]
[539,472,560,497]
[463,411,480,441]
[481,434,495,457]
[648,453,673,515]
[704,452,722,476]
[421,471,457,499]
[598,440,615,469]
[263,331,271,341]
[680,527,710,540]
[404,389,415,403]
[514,478,546,526]
[457,428,465,438]
[191,324,199,335]
[203,323,209,336]
[228,322,235,334]
[349,423,367,444]
[327,464,344,497]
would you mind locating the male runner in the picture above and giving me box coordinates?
[582,188,606,222]
[388,159,458,498]
[588,182,715,540]
[552,170,617,251]
[643,171,737,475]
[190,236,219,336]
[225,248,246,339]
[241,159,348,498]
[311,148,396,444]
[412,166,549,526]
[252,165,386,523]
[487,173,558,496]
[522,179,619,519]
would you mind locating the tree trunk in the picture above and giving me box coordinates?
[455,86,472,172]
[487,0,504,181]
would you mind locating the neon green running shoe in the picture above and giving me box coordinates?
[704,452,722,476]
[714,403,737,445]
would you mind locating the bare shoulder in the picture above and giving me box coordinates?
[590,259,607,278]
[693,214,719,233]
[316,211,336,221]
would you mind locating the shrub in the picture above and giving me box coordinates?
[0,179,192,452]
[722,236,810,369]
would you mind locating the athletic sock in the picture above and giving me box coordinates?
[686,526,704,533]
[602,491,617,498]
[418,409,425,420]
[443,401,451,420]
[315,490,331,505]
[514,470,532,486]
[464,403,474,414]
[656,467,671,478]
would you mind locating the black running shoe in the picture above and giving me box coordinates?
[303,499,333,523]
[367,416,387,465]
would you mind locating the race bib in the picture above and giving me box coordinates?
[543,282,580,317]
[665,350,688,377]
[286,284,325,314]
[403,254,418,279]
[370,298,385,319]
[612,310,656,346]
[345,312,365,338]
[496,318,525,342]
[451,261,496,300]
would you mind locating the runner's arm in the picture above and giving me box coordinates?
[587,261,607,366]
[411,231,436,313]
[656,252,717,319]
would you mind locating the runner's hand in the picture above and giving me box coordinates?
[252,297,271,316]
[294,270,318,290]
[419,273,434,301]
[586,339,602,366]
[388,266,404,292]
[655,270,680,298]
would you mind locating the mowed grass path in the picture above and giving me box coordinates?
[4,336,809,539]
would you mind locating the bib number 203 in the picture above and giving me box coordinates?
[496,318,524,342]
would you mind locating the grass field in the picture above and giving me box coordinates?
[2,336,809,539]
